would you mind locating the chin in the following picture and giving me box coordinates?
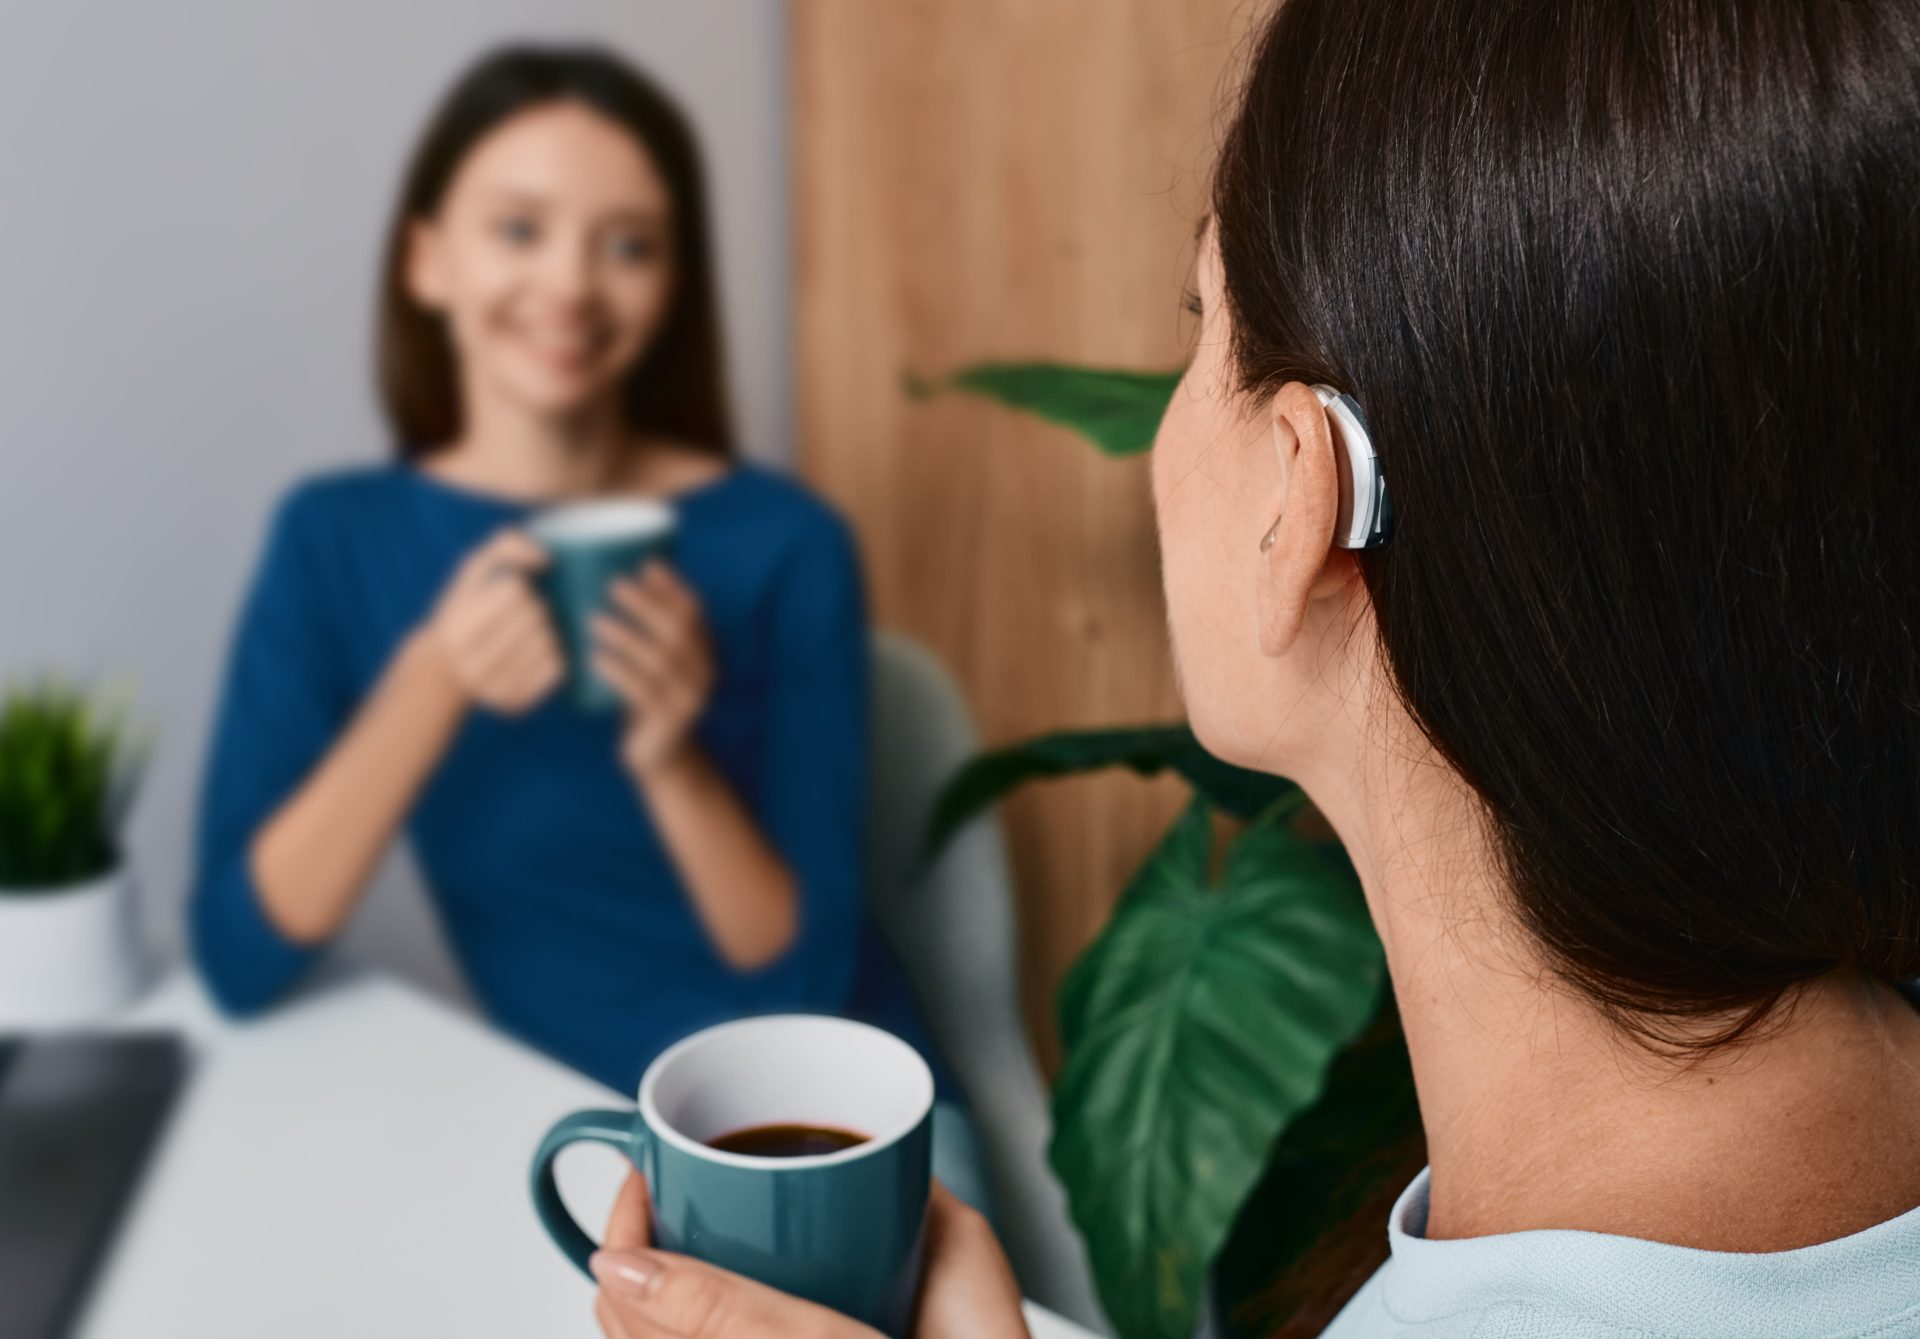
[1187,699,1274,774]
[1169,636,1271,774]
[496,362,623,420]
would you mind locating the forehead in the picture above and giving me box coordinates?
[451,101,669,214]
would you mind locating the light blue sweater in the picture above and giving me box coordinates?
[1324,1168,1920,1337]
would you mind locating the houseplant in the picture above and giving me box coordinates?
[916,364,1419,1339]
[0,677,150,1024]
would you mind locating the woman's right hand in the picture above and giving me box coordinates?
[591,1175,1031,1339]
[421,529,563,715]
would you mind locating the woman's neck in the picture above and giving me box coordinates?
[1315,736,1920,1252]
[427,384,720,503]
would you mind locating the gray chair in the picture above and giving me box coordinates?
[867,632,1107,1332]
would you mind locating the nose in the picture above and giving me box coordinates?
[536,226,598,307]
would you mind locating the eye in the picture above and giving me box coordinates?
[1181,286,1204,318]
[607,232,661,265]
[495,216,538,246]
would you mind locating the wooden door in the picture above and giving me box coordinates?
[793,0,1254,1071]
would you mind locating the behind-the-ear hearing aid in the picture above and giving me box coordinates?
[1266,386,1393,550]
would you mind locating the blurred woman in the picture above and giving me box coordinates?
[188,47,975,1193]
[585,1,1920,1334]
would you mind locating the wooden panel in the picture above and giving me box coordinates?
[794,0,1252,1072]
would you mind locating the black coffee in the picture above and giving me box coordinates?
[707,1122,869,1158]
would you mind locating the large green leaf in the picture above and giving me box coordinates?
[906,362,1183,457]
[1210,998,1423,1338]
[922,724,1300,859]
[1050,799,1385,1339]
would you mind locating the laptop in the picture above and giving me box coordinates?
[0,1034,186,1339]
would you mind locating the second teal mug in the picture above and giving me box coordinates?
[527,497,678,712]
[530,1014,935,1336]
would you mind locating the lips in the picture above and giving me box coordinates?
[511,322,609,373]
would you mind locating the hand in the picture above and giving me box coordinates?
[421,529,562,715]
[590,564,715,777]
[590,1174,1031,1339]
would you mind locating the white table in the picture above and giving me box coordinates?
[74,964,1097,1339]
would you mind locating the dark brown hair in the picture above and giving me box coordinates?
[376,45,733,456]
[1212,0,1920,1329]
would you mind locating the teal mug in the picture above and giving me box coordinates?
[530,1015,935,1336]
[527,498,678,711]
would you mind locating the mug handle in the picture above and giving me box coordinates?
[530,1108,647,1277]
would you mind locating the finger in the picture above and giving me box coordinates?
[463,529,548,585]
[914,1181,1029,1339]
[608,583,705,680]
[590,1248,880,1339]
[469,599,552,681]
[593,612,679,687]
[495,638,563,711]
[641,562,699,616]
[452,571,537,651]
[592,649,669,713]
[608,577,679,641]
[594,1292,643,1339]
[603,1173,654,1251]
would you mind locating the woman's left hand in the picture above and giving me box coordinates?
[591,563,715,777]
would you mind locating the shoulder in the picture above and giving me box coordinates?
[702,464,861,569]
[267,463,409,543]
[249,465,415,601]
[272,463,408,527]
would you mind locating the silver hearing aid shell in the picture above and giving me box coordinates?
[1311,384,1391,549]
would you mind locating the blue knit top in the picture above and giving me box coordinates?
[189,462,941,1095]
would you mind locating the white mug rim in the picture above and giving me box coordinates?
[636,1014,935,1172]
[528,498,676,546]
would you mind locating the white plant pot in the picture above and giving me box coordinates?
[0,867,148,1027]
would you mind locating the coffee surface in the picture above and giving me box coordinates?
[706,1122,869,1158]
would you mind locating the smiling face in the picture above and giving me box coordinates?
[405,100,676,425]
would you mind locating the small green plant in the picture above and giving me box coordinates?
[918,363,1415,1339]
[0,679,144,891]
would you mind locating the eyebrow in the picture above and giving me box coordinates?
[477,190,666,227]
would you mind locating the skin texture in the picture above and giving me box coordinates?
[582,218,1920,1334]
[1155,226,1920,1250]
[251,99,797,968]
[589,1174,1031,1339]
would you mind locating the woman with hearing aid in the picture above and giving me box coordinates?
[582,0,1920,1335]
[186,45,991,1208]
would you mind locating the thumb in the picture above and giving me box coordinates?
[601,1172,653,1251]
[589,1249,879,1339]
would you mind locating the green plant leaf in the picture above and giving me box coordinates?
[0,678,136,891]
[923,724,1301,859]
[906,362,1183,457]
[1049,798,1385,1339]
[1210,997,1423,1338]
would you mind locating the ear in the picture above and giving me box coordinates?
[1256,381,1363,656]
[404,218,448,312]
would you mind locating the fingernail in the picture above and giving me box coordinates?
[590,1249,662,1298]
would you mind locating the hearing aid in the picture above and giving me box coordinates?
[1265,387,1392,551]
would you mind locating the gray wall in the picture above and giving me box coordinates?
[0,0,789,1002]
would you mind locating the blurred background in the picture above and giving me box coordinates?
[0,0,1248,1070]
[0,5,1281,1336]
[0,0,788,1004]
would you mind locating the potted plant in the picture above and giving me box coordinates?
[0,677,150,1025]
[915,364,1421,1339]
